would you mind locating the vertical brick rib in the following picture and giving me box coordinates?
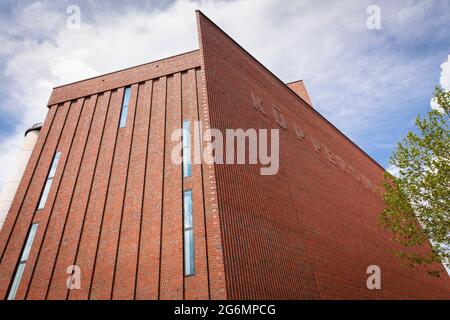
[63,91,110,299]
[43,95,98,299]
[48,93,109,299]
[69,90,120,300]
[194,68,212,299]
[25,99,85,299]
[134,80,153,299]
[196,65,227,299]
[113,82,148,299]
[90,84,138,300]
[196,14,228,298]
[159,73,183,300]
[183,69,209,300]
[136,78,165,300]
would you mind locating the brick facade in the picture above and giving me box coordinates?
[0,11,448,300]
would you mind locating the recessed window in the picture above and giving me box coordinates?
[38,151,61,210]
[182,120,191,177]
[183,190,194,276]
[119,86,131,128]
[7,223,38,300]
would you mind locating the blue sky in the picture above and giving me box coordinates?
[0,0,449,188]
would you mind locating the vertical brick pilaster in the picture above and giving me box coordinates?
[68,90,120,300]
[47,93,109,299]
[159,73,183,300]
[183,69,209,300]
[90,85,138,300]
[195,66,227,300]
[136,78,165,300]
[26,99,85,300]
[113,82,150,299]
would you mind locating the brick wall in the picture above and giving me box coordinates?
[0,11,448,301]
[0,50,227,300]
[196,11,450,299]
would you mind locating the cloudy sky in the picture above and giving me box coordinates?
[0,0,449,189]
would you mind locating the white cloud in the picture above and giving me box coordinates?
[430,54,450,111]
[387,164,400,177]
[430,100,444,113]
[438,55,450,90]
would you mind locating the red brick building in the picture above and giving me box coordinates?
[0,11,448,300]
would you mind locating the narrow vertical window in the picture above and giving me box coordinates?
[182,120,191,177]
[183,190,194,276]
[7,223,38,300]
[119,86,131,128]
[38,151,61,210]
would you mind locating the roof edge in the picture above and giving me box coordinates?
[47,49,201,106]
[52,49,200,90]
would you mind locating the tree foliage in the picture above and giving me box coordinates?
[381,87,449,276]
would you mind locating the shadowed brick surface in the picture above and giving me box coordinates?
[196,11,449,299]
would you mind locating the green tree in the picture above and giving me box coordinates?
[381,87,449,276]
